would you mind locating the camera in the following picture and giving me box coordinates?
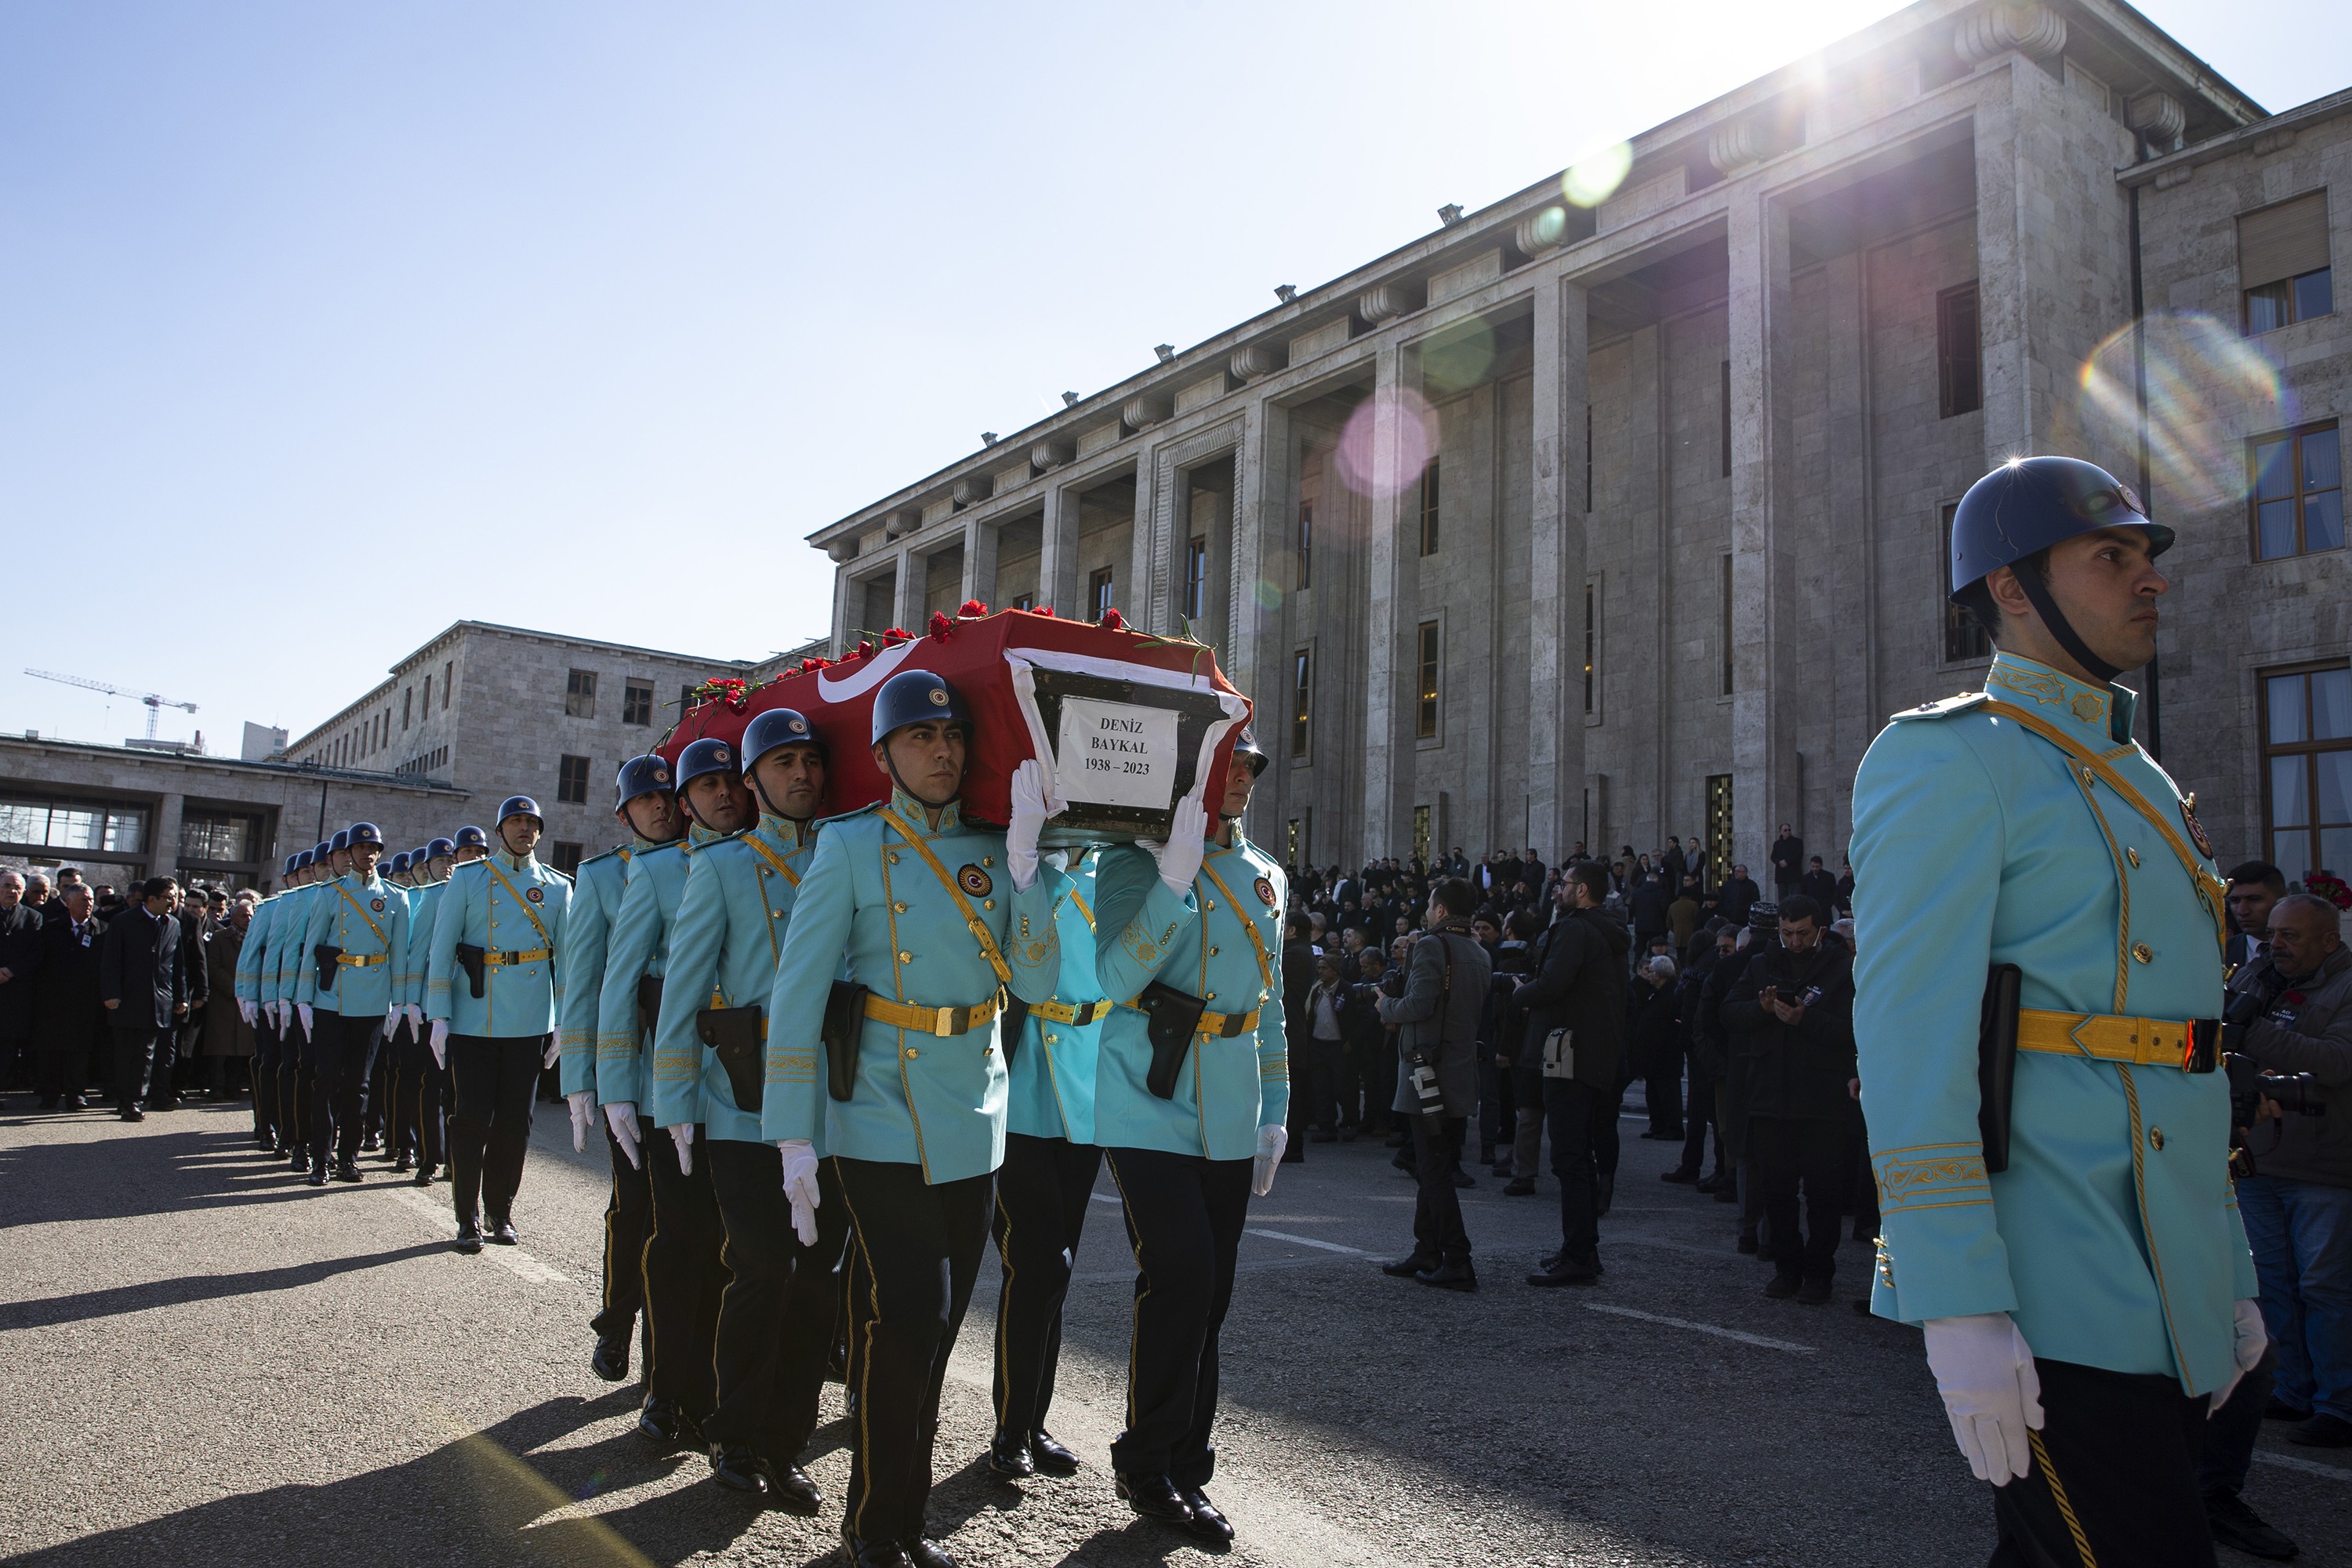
[2226,1052,2326,1129]
[1406,1054,1446,1116]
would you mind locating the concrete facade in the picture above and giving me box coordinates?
[797,0,2350,885]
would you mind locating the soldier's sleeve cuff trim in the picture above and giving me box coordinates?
[1872,1144,1991,1213]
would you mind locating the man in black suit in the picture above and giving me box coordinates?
[171,889,211,1104]
[34,884,105,1108]
[0,871,43,1105]
[2225,860,2285,971]
[99,877,187,1121]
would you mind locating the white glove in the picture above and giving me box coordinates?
[296,1002,314,1038]
[1147,794,1209,898]
[671,1123,695,1175]
[780,1139,821,1247]
[542,1036,560,1069]
[1922,1312,2044,1485]
[405,1003,423,1029]
[605,1101,642,1168]
[2213,1298,2269,1415]
[1006,759,1051,892]
[428,1018,448,1069]
[1252,1123,1288,1196]
[383,1007,401,1040]
[238,999,257,1027]
[567,1090,595,1152]
[267,1000,284,1029]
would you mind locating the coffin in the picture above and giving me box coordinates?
[664,608,1250,844]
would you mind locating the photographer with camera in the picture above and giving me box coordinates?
[1377,879,1492,1290]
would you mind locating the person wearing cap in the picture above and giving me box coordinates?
[233,855,302,1154]
[760,669,1061,1568]
[562,757,684,1388]
[292,824,409,1185]
[425,797,572,1252]
[363,849,416,1160]
[1853,456,2258,1565]
[1085,723,1287,1548]
[652,708,835,1509]
[392,838,457,1185]
[269,844,336,1170]
[601,739,740,1450]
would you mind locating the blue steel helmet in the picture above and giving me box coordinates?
[426,836,459,860]
[347,822,387,850]
[675,737,738,793]
[1229,723,1269,778]
[742,707,825,771]
[496,795,543,828]
[408,844,432,867]
[311,841,332,863]
[328,829,352,855]
[1947,456,2171,597]
[387,851,411,877]
[282,853,299,877]
[295,849,317,873]
[613,753,675,814]
[870,670,969,746]
[452,826,489,851]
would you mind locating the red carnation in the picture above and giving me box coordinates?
[1035,605,1055,617]
[855,639,875,661]
[882,626,909,645]
[1100,607,1125,630]
[928,611,954,641]
[959,598,988,618]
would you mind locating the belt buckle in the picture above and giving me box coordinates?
[2185,1018,2221,1073]
[934,1005,955,1036]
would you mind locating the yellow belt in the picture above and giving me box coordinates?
[2017,1007,2213,1070]
[335,952,389,967]
[864,992,1000,1038]
[1120,999,1261,1038]
[1030,998,1108,1026]
[483,947,551,967]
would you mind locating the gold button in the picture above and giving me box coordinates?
[2079,766,2095,786]
[893,902,909,913]
[771,909,783,920]
[1207,991,1217,1000]
[905,1047,918,1060]
[898,951,912,963]
[2132,942,2154,964]
[1206,901,1216,913]
[1210,946,1221,956]
[2150,1126,2165,1151]
[887,852,900,864]
[983,856,994,866]
[984,898,995,910]
[2126,848,2142,868]
[1046,1032,1059,1044]
[983,1045,993,1057]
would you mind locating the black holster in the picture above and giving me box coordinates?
[1978,964,2020,1173]
[454,943,487,1000]
[637,975,665,1046]
[696,1004,764,1112]
[312,946,343,993]
[998,990,1029,1065]
[1134,979,1207,1100]
[822,982,867,1102]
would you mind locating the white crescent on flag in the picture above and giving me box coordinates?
[816,637,920,702]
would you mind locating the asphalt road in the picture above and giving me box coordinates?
[3,1098,2346,1567]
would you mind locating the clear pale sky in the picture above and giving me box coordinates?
[3,1,2343,750]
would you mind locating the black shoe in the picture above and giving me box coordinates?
[1490,1161,1513,1178]
[287,1148,307,1171]
[1797,1276,1833,1305]
[361,1132,379,1152]
[393,1151,413,1172]
[1382,1253,1439,1278]
[2290,1413,2352,1447]
[762,1457,822,1515]
[1391,1150,1414,1172]
[905,1537,958,1568]
[637,1396,687,1450]
[1450,1166,1475,1189]
[413,1164,435,1186]
[1526,1257,1602,1288]
[1763,1271,1801,1300]
[1504,1177,1536,1196]
[840,1533,913,1568]
[2205,1490,2299,1560]
[1661,1167,1700,1184]
[38,1095,59,1109]
[306,1163,328,1187]
[1416,1259,1477,1292]
[1384,1130,1409,1149]
[333,1161,363,1184]
[1595,1172,1613,1215]
[591,1327,631,1383]
[1029,1429,1080,1477]
[987,1428,1035,1478]
[1737,1232,1759,1254]
[488,1219,518,1246]
[1115,1470,1195,1525]
[1338,1126,1358,1142]
[453,1221,484,1254]
[2267,1396,2316,1422]
[118,1108,144,1123]
[62,1094,85,1110]
[1179,1486,1236,1547]
[1714,1184,1740,1204]
[1310,1129,1338,1143]
[710,1443,764,1494]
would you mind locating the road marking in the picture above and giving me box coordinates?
[1584,1302,1816,1354]
[385,1184,570,1284]
[2254,1450,2352,1483]
[1244,1227,1369,1255]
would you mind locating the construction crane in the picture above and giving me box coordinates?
[25,668,200,740]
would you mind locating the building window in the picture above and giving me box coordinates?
[401,688,412,730]
[0,795,146,855]
[442,660,453,710]
[1938,281,1982,418]
[1416,621,1440,739]
[1704,775,1733,891]
[1719,554,1735,696]
[1584,404,1594,513]
[1291,648,1312,760]
[181,811,261,864]
[2253,423,2343,560]
[423,673,431,712]
[2263,663,2352,884]
[622,680,655,726]
[681,684,695,718]
[2241,191,2333,335]
[1413,804,1432,867]
[1418,460,1441,556]
[1943,501,1990,661]
[565,669,596,719]
[557,753,591,805]
[1287,818,1301,865]
[1584,579,1597,716]
[550,841,585,877]
[1089,567,1116,623]
[1011,593,1035,612]
[1184,535,1208,620]
[1297,502,1313,590]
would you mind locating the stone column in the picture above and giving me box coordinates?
[1525,274,1588,862]
[830,567,856,658]
[960,515,999,610]
[1972,67,2034,462]
[1229,394,1287,712]
[1727,183,1794,868]
[1037,482,1079,618]
[151,791,184,883]
[1127,452,1157,629]
[891,545,927,633]
[1358,341,1427,866]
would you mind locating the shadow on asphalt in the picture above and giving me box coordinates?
[0,1112,315,1230]
[0,1240,451,1330]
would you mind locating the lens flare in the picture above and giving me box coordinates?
[1335,387,1439,502]
[1424,318,1497,395]
[2077,311,2288,513]
[1563,143,1632,209]
[1253,578,1283,611]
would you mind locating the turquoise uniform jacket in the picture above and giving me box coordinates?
[424,852,572,1038]
[1853,653,2253,1397]
[295,873,409,1018]
[1007,852,1106,1145]
[399,879,448,1010]
[264,887,319,1011]
[234,894,285,1004]
[595,829,712,1108]
[558,844,641,1102]
[760,792,1062,1184]
[653,815,819,1145]
[1090,834,1290,1161]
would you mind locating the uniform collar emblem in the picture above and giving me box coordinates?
[2180,793,2215,860]
[1253,875,1277,908]
[525,886,544,903]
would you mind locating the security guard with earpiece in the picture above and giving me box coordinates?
[654,706,838,1512]
[760,669,1062,1568]
[1853,456,2260,1568]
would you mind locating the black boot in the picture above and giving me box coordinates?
[591,1325,631,1382]
[987,1428,1035,1478]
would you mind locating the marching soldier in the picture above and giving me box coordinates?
[366,850,414,1158]
[270,842,336,1171]
[1853,456,2262,1566]
[232,853,303,1155]
[761,670,1061,1568]
[601,739,737,1450]
[294,823,408,1186]
[561,757,684,1386]
[986,844,1106,1483]
[654,707,838,1511]
[391,840,452,1183]
[1088,724,1287,1548]
[426,798,572,1253]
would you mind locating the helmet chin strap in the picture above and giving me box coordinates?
[2011,558,2122,685]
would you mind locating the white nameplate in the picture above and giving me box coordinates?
[1054,697,1181,810]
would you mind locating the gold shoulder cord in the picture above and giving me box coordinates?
[876,807,1013,986]
[1198,858,1276,994]
[332,882,388,946]
[481,858,553,947]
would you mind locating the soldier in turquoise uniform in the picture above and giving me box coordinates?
[270,841,336,1171]
[389,838,456,1186]
[365,850,414,1162]
[294,825,407,1185]
[653,707,836,1511]
[760,670,1060,1568]
[1853,456,2265,1567]
[563,757,684,1388]
[603,738,739,1450]
[1087,723,1287,1549]
[425,797,572,1254]
[985,844,1106,1484]
[233,852,303,1155]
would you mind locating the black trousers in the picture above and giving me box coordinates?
[279,1014,312,1156]
[1643,1042,1684,1136]
[1410,1114,1472,1263]
[364,1033,392,1143]
[251,1017,282,1145]
[1541,1077,1600,1263]
[592,1113,652,1340]
[992,1132,1102,1438]
[307,1011,383,1167]
[448,1034,540,1225]
[36,1022,97,1102]
[1748,1114,1849,1279]
[706,1139,848,1461]
[1305,1039,1348,1132]
[1679,1072,1721,1175]
[391,1028,445,1167]
[1102,1146,1251,1486]
[0,1025,27,1094]
[834,1156,990,1545]
[111,1026,166,1112]
[1988,1357,2216,1568]
[643,1122,726,1421]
